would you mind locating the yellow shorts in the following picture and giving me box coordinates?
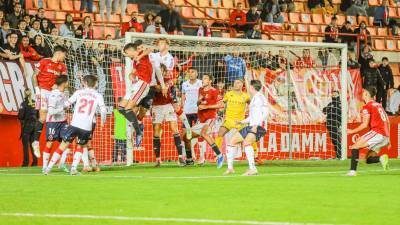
[222,119,245,131]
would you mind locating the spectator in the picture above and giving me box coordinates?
[29,19,41,41]
[0,10,5,25]
[344,0,368,16]
[19,35,41,61]
[224,52,246,87]
[1,21,11,46]
[386,86,400,115]
[196,19,212,37]
[307,0,335,15]
[324,16,339,43]
[16,19,27,41]
[80,0,93,13]
[40,18,51,34]
[142,10,156,31]
[354,21,371,52]
[391,21,399,36]
[246,5,260,30]
[295,49,315,68]
[347,51,360,69]
[4,0,22,15]
[112,0,128,17]
[33,7,54,29]
[322,90,341,159]
[373,0,390,27]
[99,0,112,21]
[77,16,94,39]
[358,45,373,74]
[23,14,30,26]
[18,89,38,167]
[230,2,247,32]
[158,0,183,35]
[32,34,51,58]
[60,13,75,38]
[112,101,128,164]
[260,0,284,23]
[378,57,394,109]
[279,0,295,13]
[316,49,338,69]
[105,34,113,40]
[0,32,26,75]
[245,23,262,39]
[362,59,385,103]
[6,2,23,28]
[339,21,355,51]
[121,11,143,36]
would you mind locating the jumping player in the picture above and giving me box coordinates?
[32,46,68,158]
[42,76,69,173]
[183,74,224,168]
[346,86,390,176]
[225,80,268,176]
[44,75,106,175]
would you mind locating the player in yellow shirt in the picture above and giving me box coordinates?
[216,79,263,165]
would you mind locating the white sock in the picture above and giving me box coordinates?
[42,152,50,170]
[71,151,83,171]
[82,147,89,167]
[88,149,97,168]
[226,145,236,170]
[59,148,69,167]
[199,141,206,160]
[244,145,257,171]
[190,138,197,159]
[47,150,62,170]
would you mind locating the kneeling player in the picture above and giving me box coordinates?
[225,80,268,176]
[44,75,106,175]
[42,76,70,173]
[346,87,390,176]
[183,74,224,168]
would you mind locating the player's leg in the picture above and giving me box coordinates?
[32,90,50,158]
[224,131,245,175]
[81,146,92,172]
[242,133,258,176]
[169,120,186,166]
[152,123,162,167]
[200,122,224,169]
[42,141,52,172]
[216,125,229,151]
[366,135,390,171]
[58,145,70,173]
[183,126,200,165]
[347,131,377,176]
[70,129,92,175]
[44,141,70,175]
[88,146,99,172]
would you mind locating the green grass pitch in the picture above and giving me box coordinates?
[0,160,399,225]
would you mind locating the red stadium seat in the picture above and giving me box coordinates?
[386,39,396,50]
[289,12,300,23]
[367,27,377,35]
[271,34,283,40]
[282,35,294,41]
[312,14,323,24]
[336,15,346,25]
[211,0,222,7]
[346,16,356,25]
[309,24,320,33]
[61,0,74,11]
[193,8,205,18]
[294,2,304,12]
[389,7,398,17]
[297,24,308,32]
[47,0,60,10]
[368,0,380,5]
[357,16,368,25]
[205,8,217,18]
[294,35,307,42]
[222,0,234,8]
[55,12,67,21]
[377,27,388,36]
[217,8,229,20]
[398,40,400,50]
[374,39,385,50]
[391,63,400,75]
[301,13,311,23]
[181,7,193,18]
[126,4,139,13]
[198,0,210,7]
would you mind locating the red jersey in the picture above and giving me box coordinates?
[134,54,152,84]
[295,57,315,69]
[362,101,390,137]
[36,58,67,91]
[198,87,220,123]
[153,86,174,106]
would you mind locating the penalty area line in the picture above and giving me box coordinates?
[0,212,343,225]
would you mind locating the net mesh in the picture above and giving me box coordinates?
[39,33,358,165]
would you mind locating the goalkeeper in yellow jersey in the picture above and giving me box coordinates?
[215,79,263,165]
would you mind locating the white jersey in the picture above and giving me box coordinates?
[182,79,202,114]
[241,92,268,127]
[149,51,174,85]
[66,88,106,131]
[46,89,67,122]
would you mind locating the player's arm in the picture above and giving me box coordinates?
[98,96,107,127]
[48,95,65,115]
[347,113,370,134]
[136,48,153,61]
[65,91,78,108]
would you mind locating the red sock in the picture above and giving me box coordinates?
[176,108,183,116]
[43,146,51,153]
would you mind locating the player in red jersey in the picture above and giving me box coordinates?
[347,86,390,176]
[183,74,225,168]
[31,46,68,158]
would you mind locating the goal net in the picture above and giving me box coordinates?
[40,32,359,165]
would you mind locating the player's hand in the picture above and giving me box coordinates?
[161,86,168,97]
[198,105,207,110]
[387,143,392,150]
[347,129,353,134]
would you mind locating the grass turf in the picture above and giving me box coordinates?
[0,160,399,225]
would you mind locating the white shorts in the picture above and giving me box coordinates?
[123,79,149,105]
[361,131,390,152]
[152,104,177,124]
[35,89,51,111]
[191,119,217,136]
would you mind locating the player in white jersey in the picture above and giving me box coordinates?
[44,75,106,175]
[42,76,70,173]
[225,80,268,176]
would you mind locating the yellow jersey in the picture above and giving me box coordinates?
[223,90,250,121]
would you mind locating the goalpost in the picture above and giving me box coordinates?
[41,32,352,165]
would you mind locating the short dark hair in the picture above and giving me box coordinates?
[53,45,68,53]
[55,75,68,86]
[250,80,262,91]
[382,57,389,61]
[18,20,26,24]
[124,42,139,52]
[6,32,18,38]
[83,75,98,88]
[188,67,197,72]
[364,86,377,98]
[202,74,213,81]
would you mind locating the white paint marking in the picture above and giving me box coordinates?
[0,212,343,225]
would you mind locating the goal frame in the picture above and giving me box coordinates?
[124,32,348,160]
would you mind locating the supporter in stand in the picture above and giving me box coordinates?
[121,11,143,36]
[142,10,156,31]
[60,13,75,38]
[77,16,94,39]
[19,35,41,61]
[158,0,183,35]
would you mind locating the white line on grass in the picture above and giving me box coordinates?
[0,212,344,225]
[0,168,397,179]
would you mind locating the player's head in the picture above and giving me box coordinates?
[123,43,138,58]
[202,74,213,87]
[83,75,98,88]
[53,45,68,62]
[157,38,170,52]
[382,57,389,66]
[56,75,69,89]
[233,79,244,91]
[217,80,225,90]
[362,86,377,102]
[188,67,198,80]
[134,39,144,52]
[249,80,262,95]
